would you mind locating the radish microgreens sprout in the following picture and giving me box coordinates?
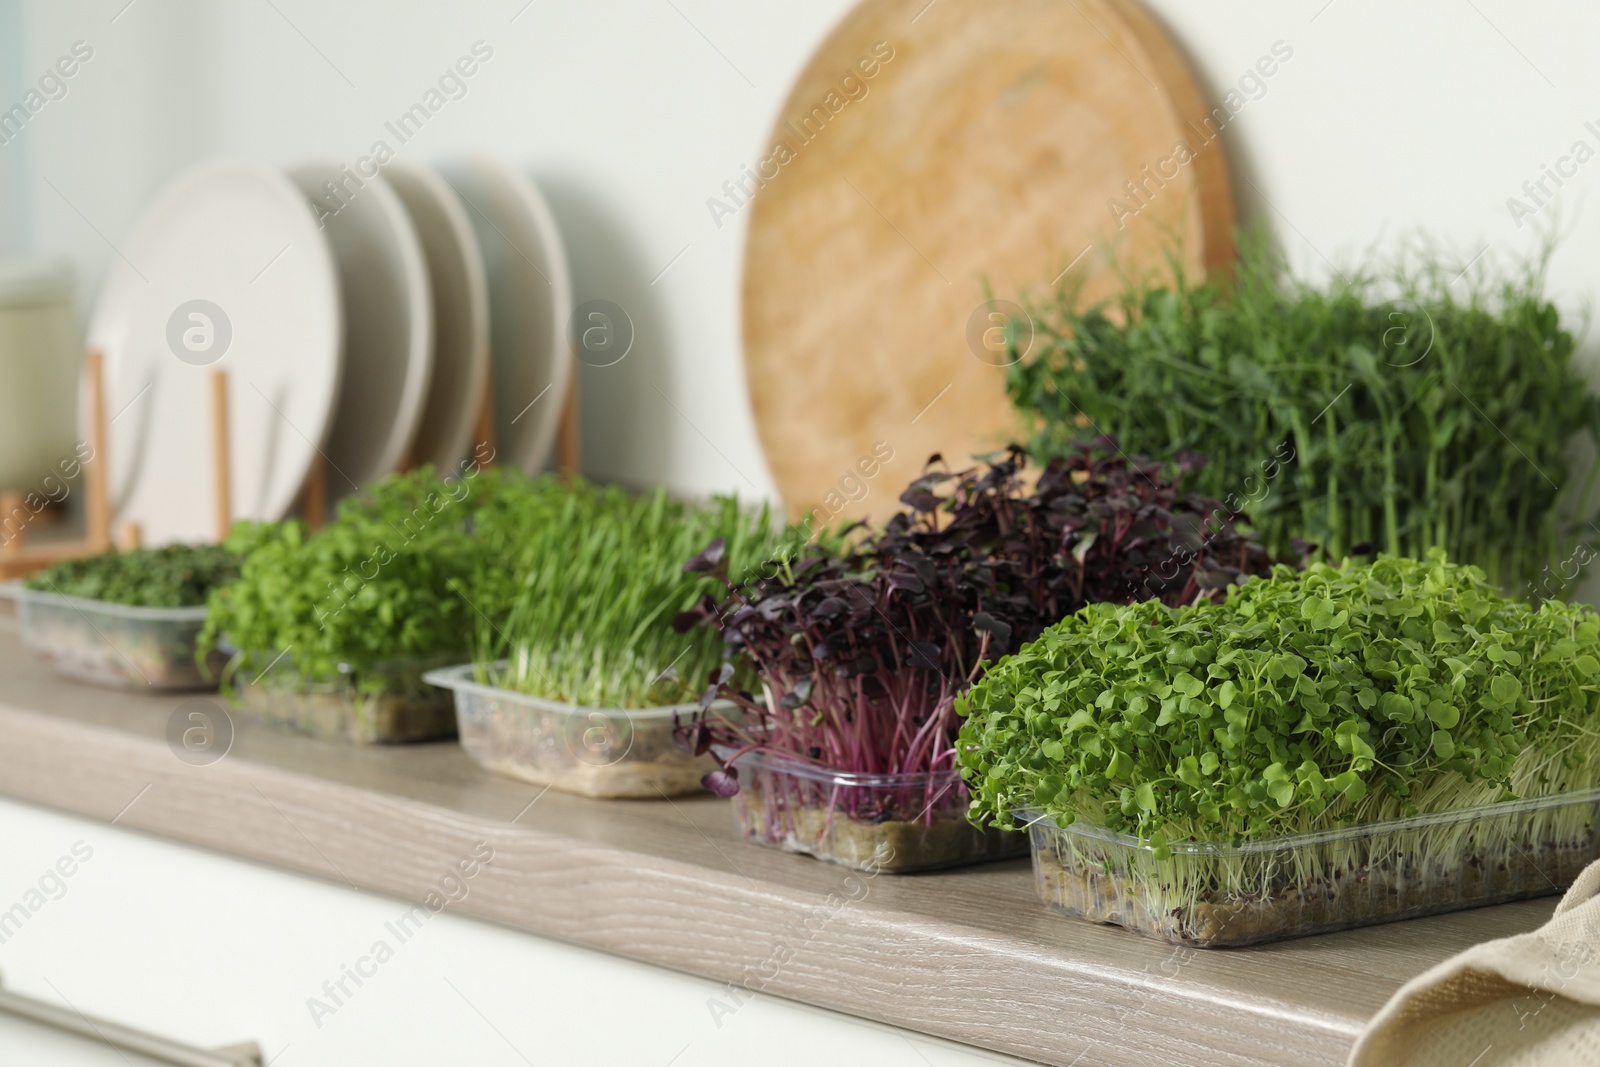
[678,444,1284,807]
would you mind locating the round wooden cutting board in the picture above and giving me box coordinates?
[742,0,1234,524]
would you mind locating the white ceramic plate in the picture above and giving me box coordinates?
[288,163,432,502]
[436,157,573,473]
[385,162,490,475]
[87,159,342,546]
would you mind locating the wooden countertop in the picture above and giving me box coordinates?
[0,621,1554,1067]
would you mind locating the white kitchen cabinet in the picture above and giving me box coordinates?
[0,796,1026,1066]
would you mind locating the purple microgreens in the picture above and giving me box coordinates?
[683,537,728,574]
[678,441,1288,824]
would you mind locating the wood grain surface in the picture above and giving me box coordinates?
[741,0,1234,524]
[0,623,1552,1067]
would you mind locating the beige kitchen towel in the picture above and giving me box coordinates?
[1349,858,1600,1066]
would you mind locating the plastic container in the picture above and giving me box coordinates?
[729,751,1028,874]
[1,580,222,690]
[234,651,458,744]
[425,663,728,798]
[1021,789,1600,947]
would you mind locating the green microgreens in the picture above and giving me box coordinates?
[958,551,1600,859]
[26,543,239,608]
[201,466,565,686]
[1007,235,1600,591]
[475,486,795,709]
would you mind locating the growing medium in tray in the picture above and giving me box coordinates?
[958,551,1600,944]
[677,444,1283,871]
[10,544,240,690]
[451,485,796,797]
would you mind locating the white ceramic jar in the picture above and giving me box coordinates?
[0,257,78,493]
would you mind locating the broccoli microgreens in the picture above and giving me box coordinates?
[958,552,1600,860]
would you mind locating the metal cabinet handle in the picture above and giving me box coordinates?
[0,972,261,1067]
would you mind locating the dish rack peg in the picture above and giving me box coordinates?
[558,373,579,479]
[475,374,496,469]
[300,454,326,531]
[0,349,115,579]
[211,368,232,543]
[0,492,21,561]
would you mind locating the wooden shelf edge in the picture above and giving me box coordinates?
[0,698,1367,1067]
[0,610,1553,1067]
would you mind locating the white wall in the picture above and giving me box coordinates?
[4,0,1600,509]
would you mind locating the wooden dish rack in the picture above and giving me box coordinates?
[0,350,578,580]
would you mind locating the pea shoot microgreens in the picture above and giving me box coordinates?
[1008,237,1600,590]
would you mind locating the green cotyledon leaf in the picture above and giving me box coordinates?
[957,552,1600,843]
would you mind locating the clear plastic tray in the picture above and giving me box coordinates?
[1020,790,1600,947]
[232,651,459,744]
[730,751,1027,874]
[1,580,223,691]
[425,663,728,799]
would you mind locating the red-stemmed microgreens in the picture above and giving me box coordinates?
[675,442,1283,818]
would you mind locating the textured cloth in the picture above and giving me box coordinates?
[1349,859,1600,1066]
